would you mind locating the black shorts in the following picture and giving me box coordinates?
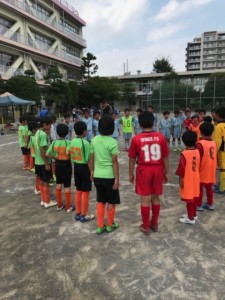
[74,163,92,191]
[55,160,72,188]
[21,147,30,155]
[35,164,52,183]
[94,178,120,204]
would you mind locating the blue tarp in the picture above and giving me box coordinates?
[0,92,35,106]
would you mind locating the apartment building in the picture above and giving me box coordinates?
[186,31,225,71]
[0,0,86,83]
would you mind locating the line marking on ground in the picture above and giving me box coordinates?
[0,141,18,147]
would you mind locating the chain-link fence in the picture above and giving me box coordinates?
[139,77,225,112]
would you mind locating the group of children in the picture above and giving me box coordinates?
[17,105,224,236]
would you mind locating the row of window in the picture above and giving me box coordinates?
[0,16,13,29]
[60,19,79,35]
[0,52,16,67]
[62,44,80,58]
[30,1,51,17]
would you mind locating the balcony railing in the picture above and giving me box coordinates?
[5,0,86,47]
[0,64,43,80]
[1,26,83,67]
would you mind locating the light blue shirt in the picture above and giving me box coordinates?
[82,117,93,131]
[112,119,120,138]
[92,119,99,136]
[134,117,142,134]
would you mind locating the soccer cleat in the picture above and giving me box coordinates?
[150,224,158,232]
[49,181,54,187]
[202,203,215,210]
[179,216,195,224]
[66,207,75,214]
[40,201,45,207]
[34,189,41,195]
[57,205,65,211]
[172,148,177,152]
[74,214,81,221]
[50,192,55,200]
[139,224,150,235]
[44,200,57,208]
[30,168,35,172]
[178,147,182,152]
[106,222,119,233]
[181,214,198,221]
[96,226,106,234]
[197,206,203,211]
[80,214,95,222]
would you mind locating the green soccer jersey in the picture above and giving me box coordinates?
[90,135,118,178]
[47,139,71,160]
[33,129,51,165]
[121,116,133,133]
[29,135,35,158]
[69,137,90,164]
[18,125,27,147]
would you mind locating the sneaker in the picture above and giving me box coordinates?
[74,214,81,221]
[181,214,198,221]
[49,181,54,187]
[139,224,150,235]
[66,207,75,214]
[44,200,57,208]
[178,147,182,152]
[40,201,45,207]
[172,148,177,152]
[53,175,56,182]
[150,224,158,232]
[80,214,95,222]
[96,225,106,234]
[106,222,119,233]
[197,206,203,211]
[30,168,35,172]
[57,205,65,211]
[202,203,215,210]
[179,216,195,224]
[213,187,225,194]
[34,189,41,195]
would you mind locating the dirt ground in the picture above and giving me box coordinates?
[1,133,225,300]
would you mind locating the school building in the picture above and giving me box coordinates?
[0,0,86,83]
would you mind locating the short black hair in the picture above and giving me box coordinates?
[163,110,170,115]
[203,116,212,123]
[200,122,214,136]
[56,123,69,138]
[136,108,143,113]
[74,121,87,135]
[93,111,100,117]
[19,116,26,123]
[98,116,114,135]
[174,110,180,115]
[51,115,57,121]
[124,108,130,113]
[200,109,206,114]
[40,116,52,127]
[64,113,70,119]
[215,106,225,119]
[28,121,39,132]
[147,105,154,109]
[83,109,90,114]
[138,111,154,129]
[182,131,197,147]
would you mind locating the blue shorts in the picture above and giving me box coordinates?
[173,127,181,138]
[123,133,132,140]
[84,130,92,142]
[161,128,171,139]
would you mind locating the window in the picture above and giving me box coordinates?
[0,16,13,34]
[0,52,16,66]
[30,1,51,18]
[60,19,79,35]
[62,44,80,58]
[31,31,53,49]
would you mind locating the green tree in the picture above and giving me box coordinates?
[121,82,136,108]
[0,75,5,94]
[78,76,120,106]
[81,52,98,79]
[203,72,225,106]
[5,75,40,102]
[44,65,63,83]
[68,81,79,106]
[153,57,174,73]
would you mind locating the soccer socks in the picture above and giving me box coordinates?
[97,202,105,228]
[141,206,150,229]
[151,204,160,226]
[30,156,34,169]
[56,188,62,208]
[75,190,82,214]
[186,202,196,220]
[107,206,115,227]
[35,176,40,192]
[65,190,72,211]
[39,184,44,201]
[81,192,89,216]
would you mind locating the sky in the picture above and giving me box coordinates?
[71,0,225,76]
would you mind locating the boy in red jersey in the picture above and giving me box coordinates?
[196,122,217,211]
[176,131,200,225]
[129,111,169,235]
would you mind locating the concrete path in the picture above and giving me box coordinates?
[0,134,225,300]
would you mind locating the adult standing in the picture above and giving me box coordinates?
[101,101,112,116]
